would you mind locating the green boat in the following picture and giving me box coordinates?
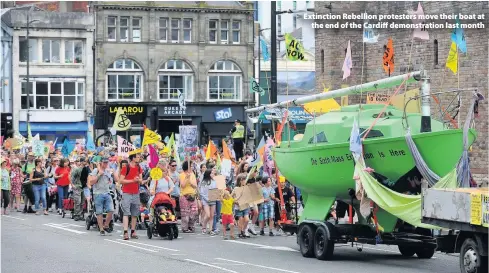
[246,71,478,260]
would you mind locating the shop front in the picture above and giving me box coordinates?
[19,121,89,142]
[157,104,245,147]
[107,104,147,144]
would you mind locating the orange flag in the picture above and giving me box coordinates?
[205,140,218,160]
[382,38,394,76]
[275,110,289,145]
[222,139,233,160]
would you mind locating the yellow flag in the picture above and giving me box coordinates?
[446,41,458,75]
[142,128,161,146]
[303,84,341,114]
[285,33,307,61]
[112,108,131,131]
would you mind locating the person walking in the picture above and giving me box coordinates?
[30,158,48,215]
[22,152,36,214]
[71,158,85,221]
[55,158,71,215]
[230,119,245,160]
[119,153,143,240]
[9,159,24,212]
[179,161,198,233]
[88,157,114,236]
[1,158,11,215]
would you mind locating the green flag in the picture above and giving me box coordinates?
[249,77,265,96]
[27,122,33,143]
[285,33,307,61]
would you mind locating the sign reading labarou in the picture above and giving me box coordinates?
[214,108,233,121]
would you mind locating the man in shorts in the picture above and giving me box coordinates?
[88,157,114,236]
[119,153,143,240]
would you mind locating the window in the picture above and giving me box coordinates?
[171,19,180,43]
[434,39,438,65]
[293,16,297,29]
[19,37,38,62]
[132,18,141,42]
[21,81,84,110]
[65,40,83,64]
[42,39,60,63]
[220,20,229,43]
[158,60,194,101]
[293,1,297,10]
[107,16,117,41]
[278,15,282,34]
[120,17,129,42]
[209,19,218,43]
[183,19,192,43]
[309,132,327,144]
[106,58,143,100]
[321,49,324,73]
[208,60,242,101]
[159,18,168,42]
[232,21,240,44]
[277,1,281,10]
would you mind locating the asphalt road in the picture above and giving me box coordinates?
[1,211,460,273]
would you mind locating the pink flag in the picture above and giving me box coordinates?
[342,40,352,80]
[408,3,429,40]
[263,138,275,177]
[148,144,158,169]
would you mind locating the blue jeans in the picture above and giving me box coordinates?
[57,185,69,210]
[33,184,47,211]
[213,201,222,231]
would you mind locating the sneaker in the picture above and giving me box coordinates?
[201,228,207,235]
[248,228,257,236]
[260,230,265,236]
[245,230,251,237]
[209,231,216,236]
[269,231,275,236]
[100,230,106,236]
[104,227,112,233]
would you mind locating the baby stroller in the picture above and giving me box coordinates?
[62,189,87,219]
[146,192,178,240]
[85,190,115,232]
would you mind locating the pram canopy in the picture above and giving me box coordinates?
[151,192,176,209]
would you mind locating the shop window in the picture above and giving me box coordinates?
[207,60,242,101]
[106,58,143,101]
[158,60,194,101]
[64,40,83,63]
[21,81,85,110]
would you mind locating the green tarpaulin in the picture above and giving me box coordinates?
[354,159,458,229]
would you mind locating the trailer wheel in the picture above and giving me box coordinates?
[298,224,315,258]
[460,238,488,273]
[416,247,435,259]
[314,226,334,260]
[398,246,416,257]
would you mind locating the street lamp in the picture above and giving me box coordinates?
[25,7,39,125]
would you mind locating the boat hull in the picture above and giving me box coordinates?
[274,129,477,228]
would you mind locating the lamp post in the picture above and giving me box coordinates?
[25,8,39,125]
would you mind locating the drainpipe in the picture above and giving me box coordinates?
[420,70,431,133]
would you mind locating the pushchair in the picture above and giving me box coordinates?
[146,192,178,240]
[85,189,115,232]
[62,189,87,219]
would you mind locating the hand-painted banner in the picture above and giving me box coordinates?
[117,136,135,157]
[285,33,307,61]
[112,108,131,131]
[383,38,394,76]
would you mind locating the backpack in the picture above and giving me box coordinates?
[124,165,142,177]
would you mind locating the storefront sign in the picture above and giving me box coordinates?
[162,106,186,115]
[262,107,312,124]
[214,108,233,121]
[108,105,146,124]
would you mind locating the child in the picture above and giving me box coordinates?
[231,173,250,238]
[259,176,275,236]
[220,190,235,240]
[158,207,176,222]
[140,202,150,222]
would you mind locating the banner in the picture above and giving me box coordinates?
[285,33,307,61]
[178,89,186,110]
[342,40,352,79]
[86,133,96,151]
[148,144,158,169]
[117,136,135,157]
[32,139,45,156]
[179,125,198,158]
[366,93,391,104]
[446,41,458,75]
[61,138,74,157]
[383,38,394,76]
[408,3,429,40]
[142,128,161,146]
[249,77,265,96]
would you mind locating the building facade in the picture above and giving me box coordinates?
[9,10,95,142]
[1,9,14,137]
[93,1,255,146]
[315,1,488,185]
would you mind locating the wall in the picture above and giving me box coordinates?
[315,1,488,185]
[10,11,95,132]
[95,4,254,104]
[13,1,89,12]
[1,23,13,114]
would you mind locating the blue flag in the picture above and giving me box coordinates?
[86,133,96,151]
[451,17,467,54]
[349,117,362,158]
[260,38,270,61]
[61,138,74,157]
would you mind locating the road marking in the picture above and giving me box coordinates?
[104,239,158,252]
[171,253,186,256]
[184,259,238,273]
[115,239,179,252]
[212,263,246,266]
[1,215,26,220]
[57,223,84,228]
[216,258,301,273]
[225,240,298,252]
[44,223,86,234]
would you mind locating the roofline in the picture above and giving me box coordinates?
[93,3,254,14]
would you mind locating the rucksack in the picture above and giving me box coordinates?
[124,165,142,177]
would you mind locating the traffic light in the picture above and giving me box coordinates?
[150,108,158,131]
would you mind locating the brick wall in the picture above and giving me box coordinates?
[315,1,488,185]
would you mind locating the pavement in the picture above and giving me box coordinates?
[1,211,460,273]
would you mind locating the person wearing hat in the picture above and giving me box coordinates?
[230,119,245,160]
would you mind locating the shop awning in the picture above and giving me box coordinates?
[19,121,88,132]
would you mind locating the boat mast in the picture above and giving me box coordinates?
[245,71,423,113]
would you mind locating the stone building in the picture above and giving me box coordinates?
[8,10,95,142]
[93,1,255,146]
[315,1,488,185]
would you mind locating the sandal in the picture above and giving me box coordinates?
[130,232,139,239]
[123,232,129,240]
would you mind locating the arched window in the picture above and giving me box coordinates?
[321,49,324,73]
[433,39,438,65]
[106,58,143,100]
[158,59,194,101]
[208,60,242,101]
